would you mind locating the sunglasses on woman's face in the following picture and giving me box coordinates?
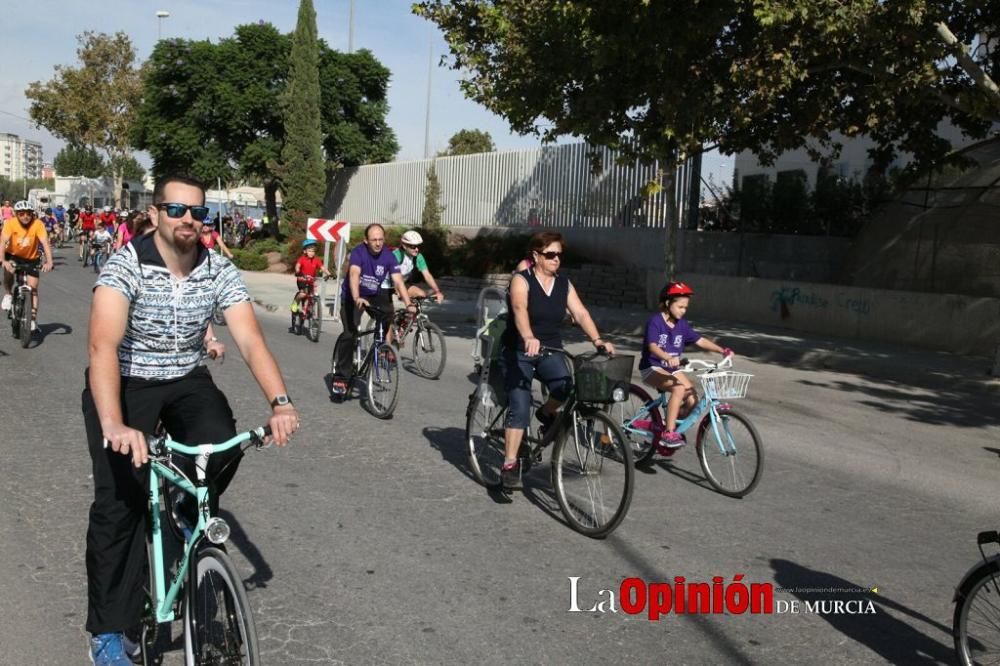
[155,202,211,221]
[537,250,563,260]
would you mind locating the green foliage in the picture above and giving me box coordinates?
[414,1,999,173]
[441,129,495,156]
[245,238,287,255]
[26,31,144,206]
[53,143,105,177]
[133,21,399,221]
[421,165,444,228]
[230,248,269,271]
[279,0,326,217]
[0,178,56,201]
[108,155,146,182]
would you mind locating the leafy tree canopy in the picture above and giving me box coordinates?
[53,143,105,178]
[441,128,495,156]
[414,1,1000,172]
[26,31,145,205]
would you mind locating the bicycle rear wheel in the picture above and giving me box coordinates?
[607,384,662,466]
[695,407,764,497]
[552,410,634,538]
[411,321,447,379]
[183,546,259,666]
[955,559,1000,666]
[364,343,400,418]
[466,390,507,486]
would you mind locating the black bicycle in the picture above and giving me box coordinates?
[329,304,400,419]
[953,529,1000,665]
[7,258,35,348]
[465,346,635,538]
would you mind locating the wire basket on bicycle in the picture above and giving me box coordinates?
[573,353,635,403]
[698,371,753,400]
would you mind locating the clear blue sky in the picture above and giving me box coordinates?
[0,0,732,189]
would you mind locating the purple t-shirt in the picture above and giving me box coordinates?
[638,314,702,371]
[341,243,400,299]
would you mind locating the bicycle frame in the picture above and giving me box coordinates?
[391,296,435,343]
[144,427,267,623]
[621,381,737,456]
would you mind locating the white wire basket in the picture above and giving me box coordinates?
[699,371,754,400]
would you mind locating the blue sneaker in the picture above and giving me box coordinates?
[89,632,139,665]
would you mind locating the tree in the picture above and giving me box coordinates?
[133,22,399,229]
[279,0,326,228]
[442,128,494,156]
[53,143,105,177]
[421,164,444,227]
[26,32,145,208]
[414,0,1000,277]
[107,155,146,183]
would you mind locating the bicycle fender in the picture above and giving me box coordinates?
[954,555,1000,601]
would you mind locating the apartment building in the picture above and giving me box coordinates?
[0,132,44,181]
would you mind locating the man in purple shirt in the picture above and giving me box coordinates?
[330,223,414,393]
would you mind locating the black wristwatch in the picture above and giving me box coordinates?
[270,394,293,408]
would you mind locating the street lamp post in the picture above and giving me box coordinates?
[423,35,432,159]
[156,10,170,41]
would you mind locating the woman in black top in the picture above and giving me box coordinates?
[501,231,615,490]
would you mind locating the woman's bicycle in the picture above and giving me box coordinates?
[953,530,1000,665]
[7,258,34,348]
[465,346,635,538]
[609,356,763,498]
[390,295,447,379]
[329,304,400,419]
[125,424,274,666]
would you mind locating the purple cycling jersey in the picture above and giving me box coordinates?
[638,313,701,371]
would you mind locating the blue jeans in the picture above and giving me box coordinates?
[501,349,572,429]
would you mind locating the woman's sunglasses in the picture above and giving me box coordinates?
[155,203,211,221]
[536,250,563,260]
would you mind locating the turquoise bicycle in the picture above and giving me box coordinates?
[610,356,764,497]
[127,425,273,665]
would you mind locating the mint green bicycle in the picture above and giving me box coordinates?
[130,425,273,665]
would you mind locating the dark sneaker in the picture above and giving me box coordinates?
[501,461,522,491]
[89,633,135,666]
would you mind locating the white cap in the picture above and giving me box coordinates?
[401,230,423,245]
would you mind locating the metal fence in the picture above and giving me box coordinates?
[326,141,698,230]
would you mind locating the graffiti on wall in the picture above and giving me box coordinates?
[770,287,871,320]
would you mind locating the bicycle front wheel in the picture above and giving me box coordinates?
[696,408,764,497]
[183,546,258,666]
[955,559,1000,666]
[466,390,506,486]
[307,311,321,342]
[411,321,447,379]
[551,410,634,538]
[607,384,662,466]
[18,289,31,348]
[364,343,400,419]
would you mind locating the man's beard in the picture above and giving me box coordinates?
[171,225,199,252]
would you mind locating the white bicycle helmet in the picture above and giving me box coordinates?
[103,205,112,213]
[13,200,32,212]
[401,230,423,245]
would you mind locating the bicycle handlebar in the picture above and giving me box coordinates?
[675,355,733,372]
[104,425,273,457]
[538,345,612,360]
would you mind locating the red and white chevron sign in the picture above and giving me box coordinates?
[307,218,350,243]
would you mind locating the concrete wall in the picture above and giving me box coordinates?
[662,273,1000,357]
[680,231,851,283]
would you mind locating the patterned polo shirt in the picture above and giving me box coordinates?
[95,233,251,380]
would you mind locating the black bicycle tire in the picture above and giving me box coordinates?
[412,321,447,379]
[695,407,764,498]
[954,558,1000,666]
[465,392,506,486]
[611,383,663,466]
[19,288,32,348]
[551,410,634,539]
[183,546,259,666]
[363,342,399,419]
[307,310,321,343]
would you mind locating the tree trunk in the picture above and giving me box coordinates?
[663,163,679,281]
[112,168,124,209]
[264,180,280,240]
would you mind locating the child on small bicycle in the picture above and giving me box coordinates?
[291,239,330,314]
[638,282,733,452]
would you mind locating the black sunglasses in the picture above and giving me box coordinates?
[537,250,563,260]
[156,203,211,221]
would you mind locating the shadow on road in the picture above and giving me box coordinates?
[770,559,953,664]
[796,377,1000,428]
[35,322,72,345]
[219,509,274,590]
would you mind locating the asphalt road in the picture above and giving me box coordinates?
[2,249,998,665]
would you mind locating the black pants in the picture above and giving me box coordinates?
[331,292,392,379]
[82,365,241,634]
